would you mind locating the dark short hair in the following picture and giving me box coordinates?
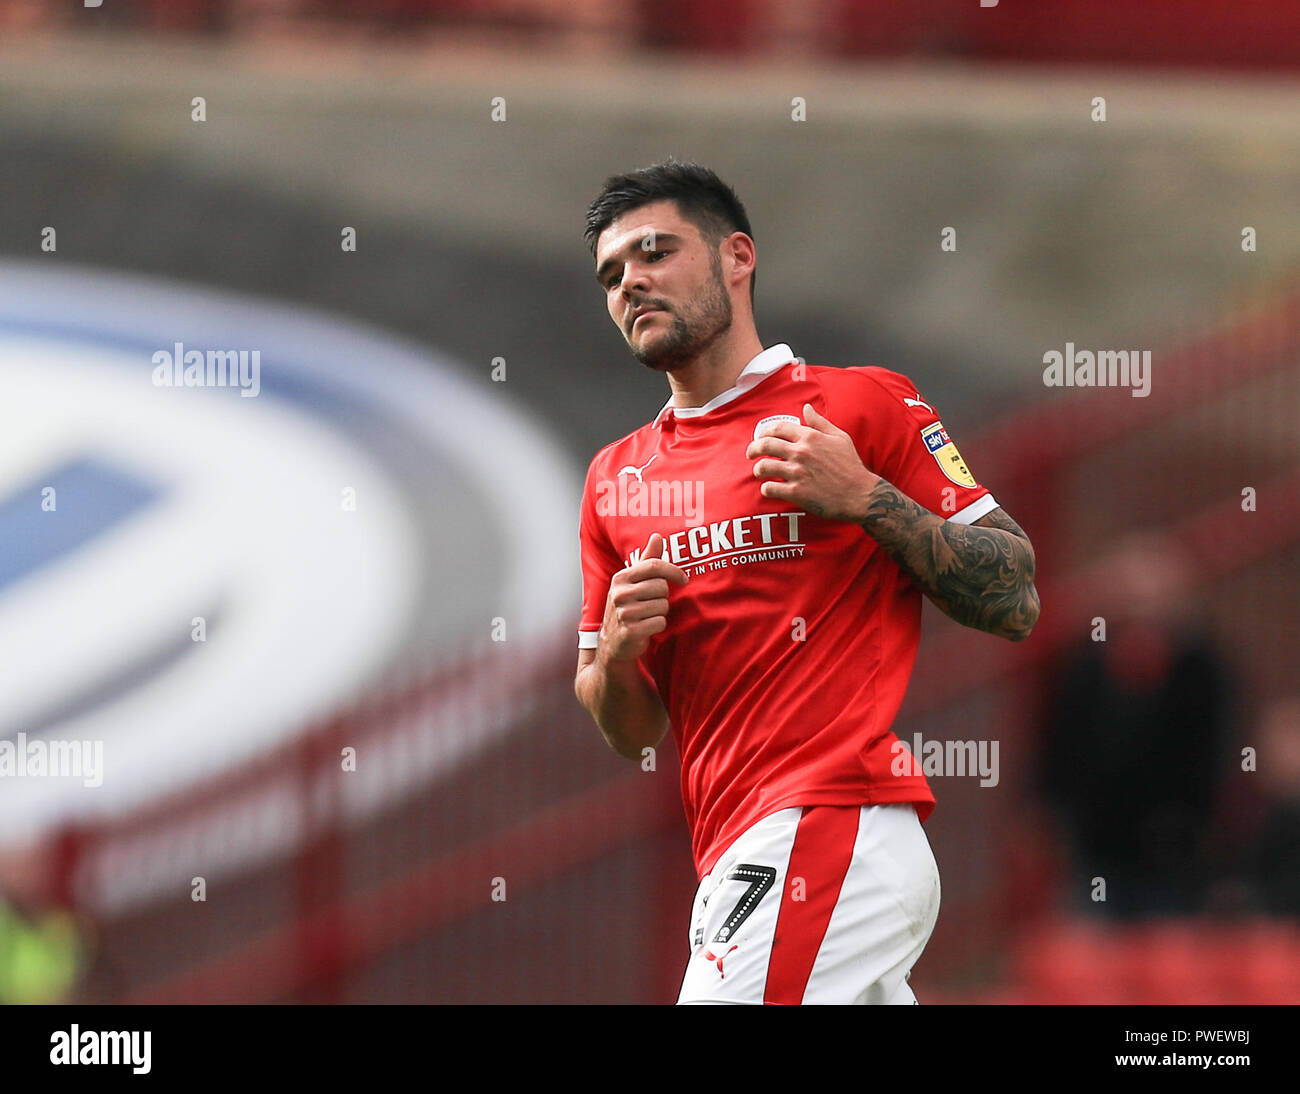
[584,160,756,303]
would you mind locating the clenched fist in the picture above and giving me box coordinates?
[598,531,689,663]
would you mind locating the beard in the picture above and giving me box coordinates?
[629,263,733,372]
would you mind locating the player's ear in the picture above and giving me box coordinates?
[726,233,756,286]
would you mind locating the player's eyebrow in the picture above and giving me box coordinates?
[595,232,682,286]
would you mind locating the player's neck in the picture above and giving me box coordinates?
[664,328,765,410]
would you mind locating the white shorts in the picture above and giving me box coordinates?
[676,803,941,1005]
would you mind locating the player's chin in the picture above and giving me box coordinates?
[632,340,677,372]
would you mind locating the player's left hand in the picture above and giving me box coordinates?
[745,403,881,522]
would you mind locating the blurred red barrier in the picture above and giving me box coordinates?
[1011,917,1300,1004]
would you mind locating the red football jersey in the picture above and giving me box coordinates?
[577,344,998,877]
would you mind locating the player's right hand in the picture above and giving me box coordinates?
[598,532,689,663]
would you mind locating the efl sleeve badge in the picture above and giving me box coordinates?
[920,421,976,488]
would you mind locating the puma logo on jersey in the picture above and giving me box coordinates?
[903,394,934,414]
[616,453,657,482]
[703,944,739,978]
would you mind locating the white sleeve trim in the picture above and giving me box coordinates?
[948,493,999,525]
[577,630,600,649]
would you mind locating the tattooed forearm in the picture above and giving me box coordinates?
[859,483,1040,641]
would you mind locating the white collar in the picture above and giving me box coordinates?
[653,343,795,426]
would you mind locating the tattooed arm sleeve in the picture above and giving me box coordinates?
[859,489,1041,642]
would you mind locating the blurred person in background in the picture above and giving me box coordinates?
[1224,697,1300,918]
[0,835,91,1004]
[1039,533,1233,919]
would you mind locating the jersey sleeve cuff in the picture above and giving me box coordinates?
[947,493,998,525]
[577,630,600,649]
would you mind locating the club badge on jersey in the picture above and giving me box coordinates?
[752,414,801,440]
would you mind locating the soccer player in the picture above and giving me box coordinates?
[574,161,1040,1005]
